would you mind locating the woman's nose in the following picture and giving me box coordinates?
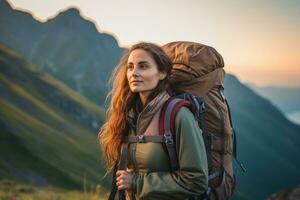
[132,67,139,77]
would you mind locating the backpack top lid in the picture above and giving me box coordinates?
[162,41,225,97]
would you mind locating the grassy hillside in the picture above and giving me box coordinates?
[0,42,109,191]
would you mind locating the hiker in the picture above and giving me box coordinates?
[99,42,208,200]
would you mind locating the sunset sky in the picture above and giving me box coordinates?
[7,0,300,87]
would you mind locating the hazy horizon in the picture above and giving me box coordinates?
[6,0,300,87]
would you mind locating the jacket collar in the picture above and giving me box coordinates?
[128,91,170,135]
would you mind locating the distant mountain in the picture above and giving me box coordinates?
[0,0,124,105]
[248,84,300,114]
[0,42,108,189]
[248,84,300,124]
[225,75,300,199]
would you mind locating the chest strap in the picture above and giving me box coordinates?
[127,135,165,143]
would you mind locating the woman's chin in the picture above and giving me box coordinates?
[130,87,142,93]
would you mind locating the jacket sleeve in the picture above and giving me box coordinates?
[132,107,208,199]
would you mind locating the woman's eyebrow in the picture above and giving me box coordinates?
[138,61,149,64]
[127,61,149,65]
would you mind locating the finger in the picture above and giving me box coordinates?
[118,182,129,190]
[116,181,121,188]
[116,174,125,182]
[118,183,130,190]
[118,185,124,190]
[121,173,131,182]
[117,180,124,190]
[116,176,121,182]
[116,170,125,176]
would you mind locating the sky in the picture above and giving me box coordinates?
[7,0,300,87]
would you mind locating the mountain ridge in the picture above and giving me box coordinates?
[0,0,124,104]
[248,84,300,114]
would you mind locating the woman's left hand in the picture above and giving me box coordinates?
[116,170,133,190]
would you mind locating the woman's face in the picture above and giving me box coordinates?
[126,49,166,101]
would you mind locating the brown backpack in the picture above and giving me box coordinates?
[162,41,246,200]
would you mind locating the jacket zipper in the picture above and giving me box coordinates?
[132,111,143,171]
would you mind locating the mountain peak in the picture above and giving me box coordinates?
[225,73,240,84]
[57,7,81,19]
[46,7,89,29]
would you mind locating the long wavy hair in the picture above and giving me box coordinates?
[99,42,173,170]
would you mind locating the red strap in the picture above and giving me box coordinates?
[159,97,192,136]
[159,97,176,135]
[170,100,192,134]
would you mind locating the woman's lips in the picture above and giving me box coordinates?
[131,80,143,84]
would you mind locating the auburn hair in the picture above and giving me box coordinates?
[99,42,172,170]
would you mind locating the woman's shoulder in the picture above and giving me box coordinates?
[174,103,203,144]
[175,105,196,125]
[162,98,199,132]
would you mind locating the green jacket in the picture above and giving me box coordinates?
[127,106,208,200]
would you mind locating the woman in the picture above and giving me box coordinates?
[99,42,208,200]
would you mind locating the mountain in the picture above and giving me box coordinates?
[0,0,124,105]
[0,42,108,189]
[248,84,300,125]
[225,75,300,199]
[247,84,300,114]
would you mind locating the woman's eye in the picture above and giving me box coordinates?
[127,64,133,70]
[139,64,148,69]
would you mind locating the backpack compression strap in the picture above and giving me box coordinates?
[159,97,192,171]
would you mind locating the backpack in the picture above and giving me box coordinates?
[161,41,246,200]
[109,41,245,200]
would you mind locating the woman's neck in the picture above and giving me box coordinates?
[139,92,150,107]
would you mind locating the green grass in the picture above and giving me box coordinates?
[0,129,80,188]
[0,43,23,60]
[0,42,109,190]
[0,97,105,186]
[0,74,65,122]
[39,73,104,116]
[0,42,105,117]
[0,179,109,200]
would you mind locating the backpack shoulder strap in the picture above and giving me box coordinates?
[108,163,118,200]
[159,97,192,171]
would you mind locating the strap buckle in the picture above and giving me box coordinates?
[164,131,174,145]
[199,101,206,114]
[137,135,145,143]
